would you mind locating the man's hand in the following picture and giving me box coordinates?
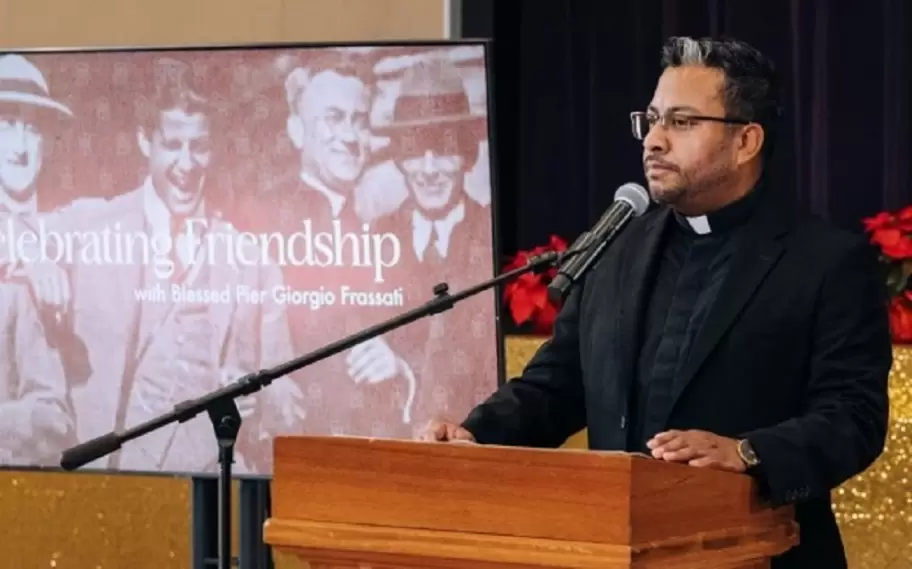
[417,419,476,443]
[221,368,305,433]
[221,368,257,419]
[266,378,306,432]
[346,337,402,384]
[32,400,73,438]
[31,400,75,463]
[0,400,75,466]
[647,429,746,473]
[15,262,70,312]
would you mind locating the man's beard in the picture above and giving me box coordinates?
[648,183,687,206]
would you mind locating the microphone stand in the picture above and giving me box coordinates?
[59,246,582,569]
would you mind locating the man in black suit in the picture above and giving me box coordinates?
[420,36,892,569]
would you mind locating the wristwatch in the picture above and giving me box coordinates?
[736,438,761,468]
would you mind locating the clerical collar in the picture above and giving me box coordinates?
[301,170,346,218]
[673,186,762,236]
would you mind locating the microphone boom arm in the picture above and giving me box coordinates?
[58,243,586,569]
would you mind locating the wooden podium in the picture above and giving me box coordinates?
[264,436,798,568]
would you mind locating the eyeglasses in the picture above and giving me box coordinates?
[630,110,749,140]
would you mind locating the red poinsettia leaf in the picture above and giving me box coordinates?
[508,287,537,324]
[502,279,519,302]
[548,234,569,252]
[503,252,529,272]
[886,242,912,261]
[515,272,540,286]
[501,235,575,334]
[877,229,912,259]
[872,227,901,245]
[863,212,895,232]
[889,297,912,343]
[529,286,550,309]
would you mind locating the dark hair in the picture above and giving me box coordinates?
[661,36,782,162]
[138,57,212,133]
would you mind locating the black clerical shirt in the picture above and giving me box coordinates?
[627,189,762,453]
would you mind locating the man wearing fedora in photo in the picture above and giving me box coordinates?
[0,53,72,217]
[373,56,491,268]
[0,53,75,282]
[0,53,76,467]
[372,55,497,436]
[0,54,77,311]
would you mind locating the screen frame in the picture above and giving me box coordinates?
[0,38,506,480]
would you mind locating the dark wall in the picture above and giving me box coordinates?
[463,0,912,257]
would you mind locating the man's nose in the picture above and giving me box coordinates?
[642,123,668,154]
[336,121,358,143]
[175,146,195,170]
[421,150,439,173]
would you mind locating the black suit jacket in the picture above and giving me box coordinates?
[462,191,892,569]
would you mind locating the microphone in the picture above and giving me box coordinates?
[548,182,651,302]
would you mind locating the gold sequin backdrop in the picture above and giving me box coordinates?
[1,338,909,569]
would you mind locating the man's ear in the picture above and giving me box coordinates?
[735,123,765,165]
[287,114,304,150]
[137,128,152,158]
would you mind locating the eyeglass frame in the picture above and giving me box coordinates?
[629,110,751,140]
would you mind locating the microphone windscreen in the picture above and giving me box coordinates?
[615,183,650,216]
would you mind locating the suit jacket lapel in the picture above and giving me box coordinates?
[115,189,148,350]
[670,198,790,406]
[614,208,671,386]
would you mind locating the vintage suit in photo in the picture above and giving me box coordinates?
[48,182,299,474]
[234,173,419,438]
[0,281,74,466]
[374,195,497,431]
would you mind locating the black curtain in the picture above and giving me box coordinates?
[463,0,912,257]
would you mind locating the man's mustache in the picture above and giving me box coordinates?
[644,157,678,171]
[332,142,363,159]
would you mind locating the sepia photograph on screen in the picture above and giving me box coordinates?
[0,41,499,477]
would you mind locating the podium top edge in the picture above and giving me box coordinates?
[273,435,653,460]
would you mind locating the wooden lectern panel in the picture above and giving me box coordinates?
[264,436,797,568]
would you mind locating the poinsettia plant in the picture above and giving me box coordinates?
[863,206,912,343]
[502,235,569,335]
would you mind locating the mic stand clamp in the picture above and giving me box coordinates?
[59,245,585,569]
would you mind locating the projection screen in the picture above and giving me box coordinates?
[0,40,501,477]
